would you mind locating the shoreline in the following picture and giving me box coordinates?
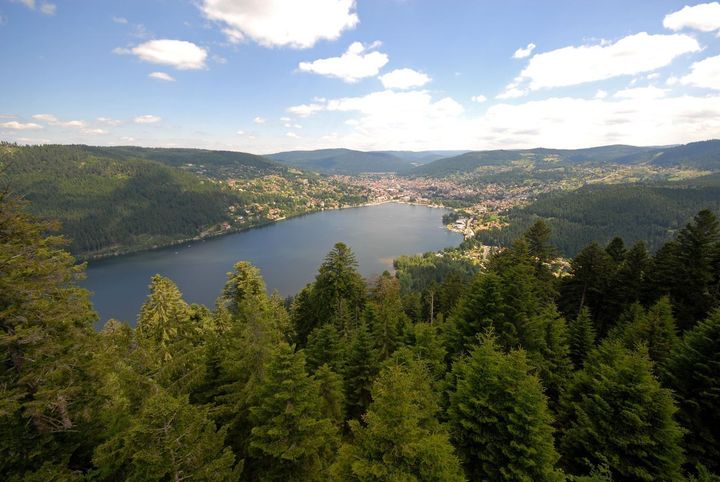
[80,199,455,264]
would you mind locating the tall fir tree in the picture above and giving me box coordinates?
[447,333,563,481]
[93,389,239,482]
[332,361,465,481]
[247,343,337,481]
[663,310,720,472]
[136,275,192,362]
[343,321,380,421]
[568,306,595,369]
[616,296,678,368]
[559,340,684,481]
[0,194,99,478]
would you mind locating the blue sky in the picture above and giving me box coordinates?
[1,0,720,153]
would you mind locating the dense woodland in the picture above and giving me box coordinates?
[476,176,720,255]
[3,191,720,481]
[0,143,368,258]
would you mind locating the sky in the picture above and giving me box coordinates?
[1,0,720,154]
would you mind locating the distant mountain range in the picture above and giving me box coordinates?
[267,141,720,176]
[409,140,720,177]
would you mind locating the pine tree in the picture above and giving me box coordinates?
[247,343,337,481]
[529,305,573,410]
[313,242,367,330]
[314,363,345,428]
[559,340,684,480]
[448,333,563,481]
[332,361,465,481]
[0,194,99,477]
[605,236,626,263]
[137,275,192,361]
[93,389,239,482]
[367,272,408,360]
[343,322,380,421]
[568,306,595,368]
[218,261,270,322]
[304,322,344,372]
[560,242,615,336]
[664,310,720,472]
[445,273,506,356]
[674,209,720,329]
[617,296,678,368]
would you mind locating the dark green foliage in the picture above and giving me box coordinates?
[614,297,679,367]
[93,389,239,481]
[2,144,240,256]
[560,242,616,336]
[247,343,337,481]
[568,307,595,368]
[448,334,563,481]
[304,323,344,372]
[268,148,412,174]
[559,340,684,481]
[0,194,99,478]
[477,181,720,256]
[664,310,720,472]
[343,322,380,421]
[315,364,345,428]
[332,361,465,481]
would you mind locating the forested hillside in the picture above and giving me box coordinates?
[1,143,238,256]
[409,141,720,178]
[268,148,412,173]
[475,175,720,255]
[3,193,720,481]
[82,145,284,178]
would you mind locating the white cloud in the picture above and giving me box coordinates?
[118,39,208,70]
[280,116,291,122]
[680,54,720,89]
[200,0,359,49]
[149,71,176,82]
[298,41,388,83]
[13,0,55,15]
[112,16,128,24]
[513,42,536,59]
[0,121,42,130]
[253,116,266,124]
[286,132,300,138]
[237,130,245,135]
[97,117,123,126]
[378,68,431,89]
[594,90,608,99]
[39,2,55,15]
[471,95,487,103]
[32,113,58,123]
[287,102,325,117]
[61,120,86,128]
[504,32,700,93]
[496,85,528,99]
[614,86,668,99]
[664,2,720,32]
[646,72,660,80]
[134,115,161,124]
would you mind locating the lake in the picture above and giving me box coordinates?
[84,202,462,326]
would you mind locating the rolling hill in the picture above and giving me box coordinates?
[408,145,662,177]
[474,173,720,256]
[410,141,720,177]
[1,143,239,257]
[267,148,413,174]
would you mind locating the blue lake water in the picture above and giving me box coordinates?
[84,202,462,326]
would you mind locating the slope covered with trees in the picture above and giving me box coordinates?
[268,148,413,174]
[1,143,239,257]
[3,191,720,480]
[476,176,720,255]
